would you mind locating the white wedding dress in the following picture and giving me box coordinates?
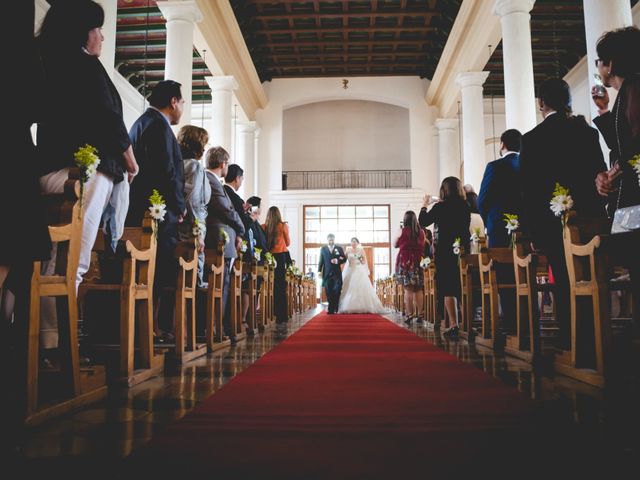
[338,247,387,314]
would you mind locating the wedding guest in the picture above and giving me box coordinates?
[263,206,291,323]
[520,77,607,350]
[591,26,640,326]
[177,125,211,288]
[419,177,471,336]
[394,211,425,323]
[36,0,139,351]
[127,80,185,342]
[240,196,268,325]
[224,164,248,222]
[204,147,245,342]
[37,0,138,289]
[478,128,522,332]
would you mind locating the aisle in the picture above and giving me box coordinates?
[126,312,586,479]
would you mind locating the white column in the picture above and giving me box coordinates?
[583,0,633,119]
[494,0,536,133]
[253,127,261,196]
[97,0,118,76]
[157,0,203,126]
[235,121,258,199]
[455,71,489,192]
[434,118,460,184]
[206,75,238,154]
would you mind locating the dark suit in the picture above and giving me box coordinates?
[520,113,607,348]
[478,152,521,331]
[318,245,346,313]
[478,152,520,248]
[204,172,245,337]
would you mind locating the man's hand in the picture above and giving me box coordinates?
[197,237,205,253]
[591,85,610,115]
[178,214,184,224]
[330,258,338,264]
[596,172,616,197]
[235,236,242,250]
[422,194,431,209]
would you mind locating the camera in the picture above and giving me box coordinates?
[250,205,259,213]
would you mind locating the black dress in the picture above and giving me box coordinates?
[419,198,470,297]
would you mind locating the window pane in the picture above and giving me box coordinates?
[305,207,320,219]
[373,219,388,231]
[338,206,355,218]
[356,206,373,218]
[373,231,389,243]
[321,219,338,235]
[306,219,320,231]
[359,231,374,243]
[305,248,320,266]
[321,206,338,218]
[374,264,390,279]
[356,218,373,231]
[374,248,390,263]
[305,231,322,243]
[373,205,388,218]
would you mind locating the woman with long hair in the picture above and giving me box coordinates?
[263,206,291,323]
[419,177,471,336]
[394,211,426,323]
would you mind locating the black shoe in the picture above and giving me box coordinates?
[404,317,412,325]
[229,336,238,345]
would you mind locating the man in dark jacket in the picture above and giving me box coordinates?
[127,80,186,339]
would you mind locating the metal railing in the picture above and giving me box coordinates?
[282,170,412,190]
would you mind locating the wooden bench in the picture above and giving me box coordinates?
[242,259,259,336]
[173,239,207,364]
[201,243,231,351]
[256,265,269,330]
[555,214,613,387]
[506,235,545,363]
[79,214,165,387]
[229,257,246,341]
[424,265,438,328]
[477,246,516,350]
[459,249,480,341]
[26,175,107,425]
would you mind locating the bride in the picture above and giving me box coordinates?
[338,237,387,314]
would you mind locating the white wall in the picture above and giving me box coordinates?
[282,100,411,172]
[256,76,439,210]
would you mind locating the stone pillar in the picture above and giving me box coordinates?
[157,0,203,126]
[434,118,460,184]
[206,75,238,154]
[235,121,258,199]
[455,71,489,192]
[583,0,633,119]
[253,127,261,196]
[494,0,537,133]
[97,0,118,76]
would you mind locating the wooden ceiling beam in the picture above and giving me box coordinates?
[251,39,430,48]
[251,26,434,34]
[251,11,438,19]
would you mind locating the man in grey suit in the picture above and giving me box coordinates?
[204,147,245,343]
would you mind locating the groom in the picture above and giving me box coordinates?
[318,234,346,314]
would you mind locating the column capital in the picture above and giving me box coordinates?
[206,75,239,92]
[435,118,458,132]
[493,0,534,17]
[455,71,489,90]
[157,0,203,23]
[237,121,258,134]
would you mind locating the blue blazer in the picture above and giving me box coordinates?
[478,152,520,248]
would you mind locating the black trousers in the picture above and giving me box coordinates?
[324,274,343,314]
[222,258,233,337]
[495,263,517,332]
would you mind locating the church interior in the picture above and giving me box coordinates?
[4,0,640,478]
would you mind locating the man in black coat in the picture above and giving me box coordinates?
[127,80,186,337]
[520,78,607,350]
[317,234,346,314]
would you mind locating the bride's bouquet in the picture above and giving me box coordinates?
[353,252,365,264]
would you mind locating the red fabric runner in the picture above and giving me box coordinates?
[126,313,579,479]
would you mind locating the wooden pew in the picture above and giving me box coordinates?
[459,249,480,341]
[555,214,613,387]
[229,257,246,341]
[506,235,545,363]
[256,265,269,331]
[242,259,259,336]
[477,246,516,350]
[425,265,438,328]
[173,239,207,364]
[26,175,107,425]
[268,265,275,323]
[79,214,165,387]
[202,243,231,351]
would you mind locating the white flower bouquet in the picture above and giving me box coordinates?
[549,183,574,227]
[630,154,640,186]
[420,257,431,268]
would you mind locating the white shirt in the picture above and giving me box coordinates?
[501,150,518,158]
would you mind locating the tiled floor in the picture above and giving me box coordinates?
[7,306,640,477]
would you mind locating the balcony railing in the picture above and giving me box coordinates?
[282,170,412,190]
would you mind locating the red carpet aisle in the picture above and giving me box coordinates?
[126,313,588,479]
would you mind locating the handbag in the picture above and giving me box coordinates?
[611,204,640,233]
